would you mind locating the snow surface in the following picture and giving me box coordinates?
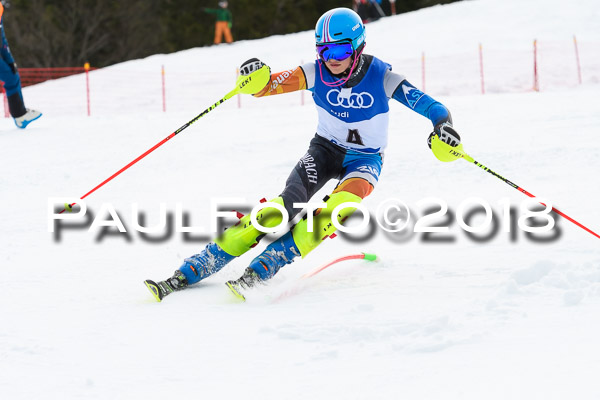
[1,0,600,398]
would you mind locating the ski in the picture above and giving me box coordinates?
[225,281,247,302]
[144,279,181,302]
[146,253,379,303]
[144,270,188,302]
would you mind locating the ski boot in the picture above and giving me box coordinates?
[226,267,263,301]
[144,270,188,302]
[226,231,300,301]
[14,109,42,129]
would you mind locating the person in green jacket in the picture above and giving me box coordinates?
[204,1,233,44]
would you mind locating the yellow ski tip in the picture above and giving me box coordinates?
[225,281,247,302]
[144,280,162,302]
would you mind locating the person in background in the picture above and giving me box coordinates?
[353,0,371,23]
[0,2,42,129]
[353,0,382,23]
[368,0,384,21]
[204,1,233,45]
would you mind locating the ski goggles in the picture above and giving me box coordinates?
[316,41,354,62]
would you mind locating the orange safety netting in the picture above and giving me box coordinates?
[18,67,97,87]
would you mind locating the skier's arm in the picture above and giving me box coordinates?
[387,74,452,126]
[386,71,460,149]
[203,8,219,15]
[253,64,311,97]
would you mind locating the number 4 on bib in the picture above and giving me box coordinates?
[347,129,364,145]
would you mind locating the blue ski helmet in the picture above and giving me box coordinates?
[315,8,366,51]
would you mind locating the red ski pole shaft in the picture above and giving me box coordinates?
[462,154,600,240]
[59,88,238,214]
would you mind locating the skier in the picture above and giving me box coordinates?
[0,2,42,129]
[144,7,461,301]
[204,1,233,45]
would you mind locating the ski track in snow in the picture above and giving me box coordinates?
[1,0,600,398]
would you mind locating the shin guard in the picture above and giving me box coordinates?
[215,196,287,257]
[292,191,362,257]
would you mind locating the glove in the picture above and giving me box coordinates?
[228,22,232,29]
[428,122,461,149]
[239,58,266,76]
[236,58,271,95]
[9,62,17,75]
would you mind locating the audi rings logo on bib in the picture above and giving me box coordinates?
[326,88,374,109]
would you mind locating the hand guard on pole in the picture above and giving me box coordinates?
[428,122,461,149]
[428,123,466,162]
[236,58,271,95]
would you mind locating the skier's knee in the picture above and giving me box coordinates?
[216,196,287,256]
[333,177,374,199]
[292,190,363,257]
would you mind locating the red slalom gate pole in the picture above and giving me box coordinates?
[302,253,379,279]
[272,253,379,302]
[533,39,539,91]
[573,35,582,84]
[479,43,485,94]
[84,62,91,116]
[60,87,239,214]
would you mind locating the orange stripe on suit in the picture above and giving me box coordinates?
[254,67,306,97]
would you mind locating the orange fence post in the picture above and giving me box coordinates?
[533,40,539,92]
[573,35,582,84]
[84,62,91,116]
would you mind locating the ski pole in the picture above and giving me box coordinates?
[59,88,239,214]
[430,137,600,240]
[60,61,272,214]
[461,154,600,239]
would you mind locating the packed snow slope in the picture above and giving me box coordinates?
[1,0,599,399]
